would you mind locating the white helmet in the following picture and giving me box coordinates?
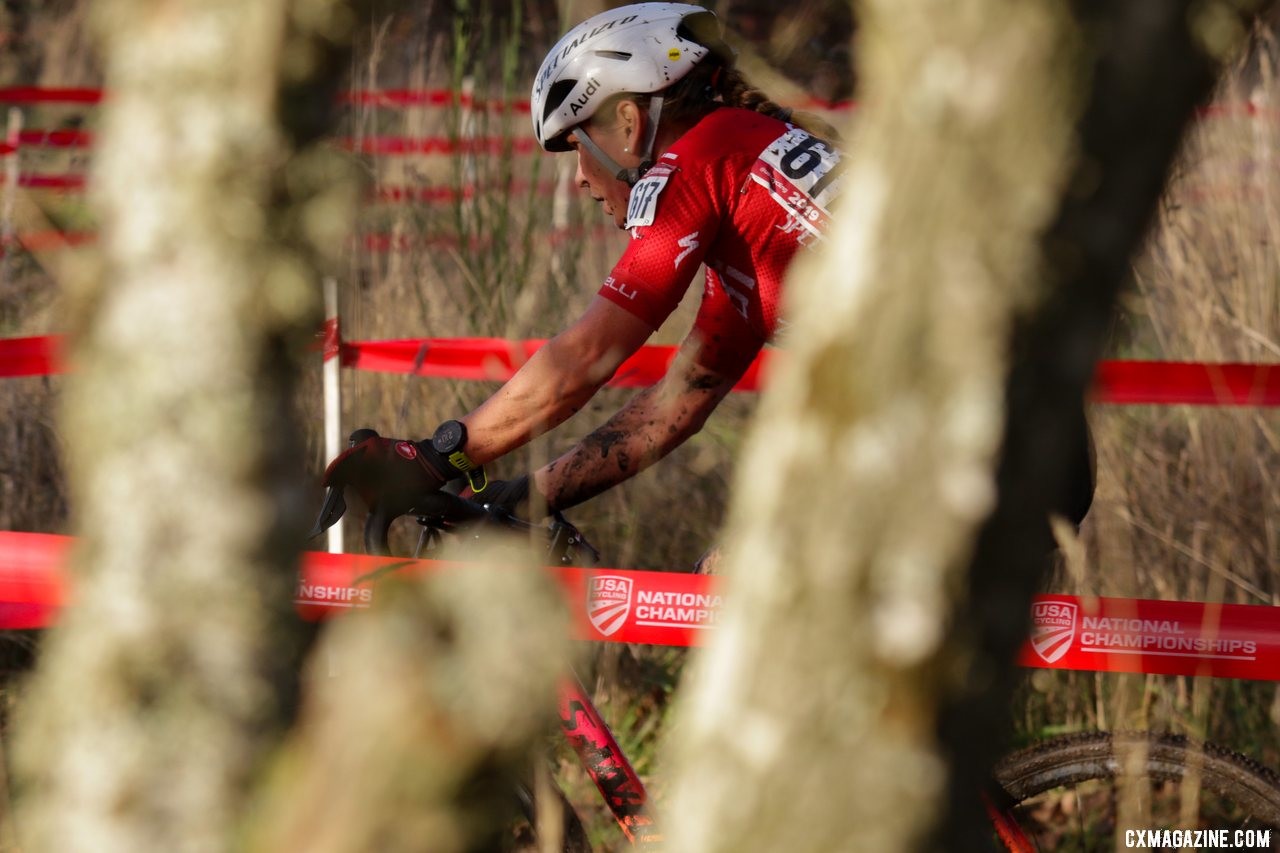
[531,3,733,162]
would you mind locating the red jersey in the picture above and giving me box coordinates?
[598,107,844,376]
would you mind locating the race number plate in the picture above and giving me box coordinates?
[750,129,844,239]
[624,163,675,228]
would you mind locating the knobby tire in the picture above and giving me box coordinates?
[993,731,1280,829]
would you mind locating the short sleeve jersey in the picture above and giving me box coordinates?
[597,107,844,376]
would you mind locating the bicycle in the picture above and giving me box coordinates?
[313,468,661,852]
[309,442,1280,852]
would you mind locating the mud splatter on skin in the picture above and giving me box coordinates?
[591,429,627,460]
[545,386,661,509]
[688,373,722,391]
[539,354,743,511]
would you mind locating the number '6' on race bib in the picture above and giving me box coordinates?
[624,163,675,229]
[751,129,844,239]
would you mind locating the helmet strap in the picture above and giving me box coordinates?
[575,95,666,188]
[627,95,665,185]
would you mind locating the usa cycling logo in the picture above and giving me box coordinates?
[1031,601,1078,664]
[587,575,633,637]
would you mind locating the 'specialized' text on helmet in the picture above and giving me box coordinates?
[531,3,734,153]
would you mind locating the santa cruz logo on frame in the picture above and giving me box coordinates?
[1031,601,1078,663]
[587,575,633,637]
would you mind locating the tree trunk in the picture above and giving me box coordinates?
[13,1,361,850]
[663,1,1249,850]
[244,560,572,853]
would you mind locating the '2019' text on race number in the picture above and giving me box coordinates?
[751,129,844,239]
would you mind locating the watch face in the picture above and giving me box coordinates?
[432,420,465,454]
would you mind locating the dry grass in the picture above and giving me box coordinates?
[1021,24,1280,779]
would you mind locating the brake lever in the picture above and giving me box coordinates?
[550,512,600,565]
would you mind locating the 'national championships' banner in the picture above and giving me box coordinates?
[0,532,1276,682]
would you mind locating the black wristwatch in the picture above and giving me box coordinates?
[430,420,487,491]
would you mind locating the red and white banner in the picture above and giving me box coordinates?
[2,532,1277,682]
[296,550,722,649]
[1018,595,1280,682]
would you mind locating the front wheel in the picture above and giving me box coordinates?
[993,731,1280,849]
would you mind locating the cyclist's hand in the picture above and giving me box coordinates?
[464,474,538,520]
[328,428,457,506]
[313,428,458,531]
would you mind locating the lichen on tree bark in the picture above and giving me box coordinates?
[12,1,361,850]
[662,1,1247,850]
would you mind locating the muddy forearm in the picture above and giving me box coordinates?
[534,356,736,511]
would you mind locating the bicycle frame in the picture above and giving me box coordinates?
[559,675,662,847]
[408,510,662,847]
[982,788,1036,852]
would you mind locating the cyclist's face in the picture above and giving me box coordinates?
[569,113,637,228]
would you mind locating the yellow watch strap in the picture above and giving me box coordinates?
[447,450,477,472]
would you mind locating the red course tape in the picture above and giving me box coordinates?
[0,87,103,104]
[1092,360,1279,406]
[0,87,839,114]
[4,87,1270,118]
[1,532,1276,681]
[3,333,1277,405]
[0,335,63,377]
[334,337,769,391]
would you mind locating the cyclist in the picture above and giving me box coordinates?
[318,3,847,526]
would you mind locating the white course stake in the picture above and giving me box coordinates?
[323,275,343,554]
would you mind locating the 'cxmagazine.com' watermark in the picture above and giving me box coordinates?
[1125,829,1273,849]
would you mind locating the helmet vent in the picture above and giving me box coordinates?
[675,20,704,45]
[594,49,632,61]
[543,79,577,122]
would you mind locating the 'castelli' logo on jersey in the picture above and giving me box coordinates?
[394,441,418,461]
[1031,601,1078,664]
[587,575,633,637]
